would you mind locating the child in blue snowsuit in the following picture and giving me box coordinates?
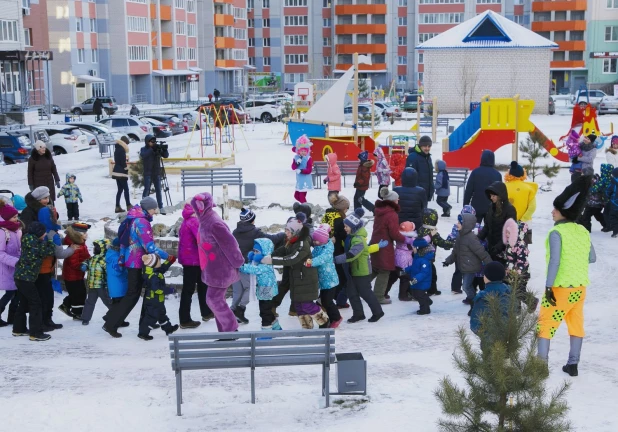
[138,254,179,340]
[607,167,618,237]
[240,238,282,331]
[309,224,342,328]
[106,238,128,300]
[57,173,83,221]
[404,237,435,315]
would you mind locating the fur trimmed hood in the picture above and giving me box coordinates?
[502,218,519,248]
[362,160,374,168]
[374,199,400,213]
[115,140,130,153]
[64,225,87,245]
[30,148,52,161]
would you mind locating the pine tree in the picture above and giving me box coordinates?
[129,156,145,189]
[520,134,561,183]
[358,78,370,99]
[435,276,572,432]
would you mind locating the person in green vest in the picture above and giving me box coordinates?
[537,175,596,377]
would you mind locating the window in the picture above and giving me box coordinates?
[24,28,32,46]
[285,35,308,45]
[570,31,584,41]
[233,49,247,60]
[127,16,148,32]
[398,0,407,5]
[570,11,585,20]
[234,28,246,39]
[512,15,524,25]
[76,17,83,32]
[476,0,501,3]
[603,58,617,73]
[419,13,464,24]
[285,0,307,5]
[187,0,195,12]
[176,47,186,60]
[397,75,406,83]
[188,48,196,60]
[398,36,407,45]
[285,54,308,64]
[249,57,255,66]
[174,0,185,8]
[263,19,270,27]
[91,48,98,63]
[284,16,308,26]
[77,48,85,63]
[248,38,255,46]
[323,56,331,65]
[233,7,246,19]
[418,72,423,83]
[92,82,105,97]
[263,37,270,47]
[323,18,331,27]
[176,21,186,35]
[262,0,270,7]
[418,53,423,64]
[398,17,407,26]
[188,24,196,37]
[608,0,618,7]
[286,73,306,83]
[419,0,463,3]
[418,33,438,43]
[323,37,331,47]
[248,0,254,8]
[264,57,271,66]
[569,51,583,61]
[248,19,254,27]
[89,18,96,32]
[323,0,330,7]
[398,56,407,64]
[605,26,618,41]
[128,45,149,61]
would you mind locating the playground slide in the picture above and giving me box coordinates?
[443,129,515,169]
[529,124,570,163]
[448,108,481,151]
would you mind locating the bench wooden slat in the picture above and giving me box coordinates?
[173,353,336,370]
[168,330,334,341]
[171,345,336,360]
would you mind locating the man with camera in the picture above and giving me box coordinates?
[140,134,169,214]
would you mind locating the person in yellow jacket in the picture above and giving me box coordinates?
[504,161,538,222]
[537,175,596,377]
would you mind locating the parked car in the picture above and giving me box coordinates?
[141,114,184,135]
[98,116,153,141]
[599,96,618,115]
[71,96,118,115]
[373,101,402,118]
[18,125,91,155]
[0,131,32,164]
[140,117,173,138]
[68,122,125,141]
[164,110,200,129]
[244,99,283,123]
[402,93,424,112]
[548,96,555,115]
[253,93,292,103]
[572,89,607,107]
[343,105,382,124]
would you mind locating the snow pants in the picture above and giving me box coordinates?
[179,265,211,323]
[63,279,87,318]
[80,287,112,322]
[537,286,586,339]
[206,285,238,332]
[231,272,250,311]
[139,289,173,336]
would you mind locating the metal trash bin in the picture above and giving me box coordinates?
[335,353,366,395]
[65,115,71,123]
[244,183,257,199]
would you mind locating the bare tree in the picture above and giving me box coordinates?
[456,57,480,117]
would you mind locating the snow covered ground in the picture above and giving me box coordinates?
[1,112,618,432]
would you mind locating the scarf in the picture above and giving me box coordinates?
[0,220,21,232]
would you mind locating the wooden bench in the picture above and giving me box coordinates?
[181,168,243,200]
[433,166,469,203]
[312,160,372,189]
[418,118,450,129]
[169,330,336,415]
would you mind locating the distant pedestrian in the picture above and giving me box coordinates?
[129,104,140,116]
[93,98,103,121]
[27,141,60,205]
[56,173,83,221]
[405,135,434,201]
[434,159,451,217]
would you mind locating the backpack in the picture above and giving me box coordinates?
[117,217,135,248]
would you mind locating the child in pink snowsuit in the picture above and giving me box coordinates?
[292,134,314,203]
[323,152,341,200]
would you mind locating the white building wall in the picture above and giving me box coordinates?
[423,47,551,114]
[0,0,24,51]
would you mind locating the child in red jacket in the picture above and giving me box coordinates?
[59,222,91,319]
[354,151,375,212]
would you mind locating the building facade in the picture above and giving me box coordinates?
[586,0,618,90]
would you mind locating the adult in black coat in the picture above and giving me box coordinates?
[139,134,169,212]
[478,181,517,264]
[463,150,502,223]
[233,221,286,262]
[93,98,103,121]
[393,167,427,229]
[111,138,132,212]
[405,136,434,201]
[27,142,60,204]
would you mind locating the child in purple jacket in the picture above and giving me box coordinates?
[0,203,22,326]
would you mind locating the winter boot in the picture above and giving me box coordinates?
[562,364,578,377]
[115,206,125,213]
[119,321,130,328]
[347,315,366,324]
[202,313,214,322]
[0,318,7,327]
[368,311,385,322]
[398,283,413,302]
[102,325,122,338]
[271,320,282,331]
[127,204,133,211]
[233,306,249,324]
[29,333,52,341]
[417,305,431,315]
[12,330,29,337]
[180,320,201,329]
[44,320,63,330]
[138,333,154,341]
[311,310,330,328]
[82,320,89,326]
[58,304,74,318]
[163,324,179,336]
[298,314,314,329]
[330,318,343,329]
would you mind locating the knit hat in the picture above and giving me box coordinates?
[311,223,331,246]
[295,134,312,151]
[379,187,399,202]
[553,175,591,221]
[293,202,312,224]
[34,140,46,151]
[28,221,46,238]
[286,213,306,236]
[142,254,160,268]
[419,136,432,147]
[358,151,369,162]
[399,221,416,237]
[140,196,158,212]
[611,135,618,146]
[508,161,525,178]
[461,205,476,216]
[12,195,26,211]
[31,186,50,201]
[483,261,506,282]
[0,203,18,221]
[71,222,91,233]
[413,237,429,250]
[239,207,256,223]
[586,133,597,144]
[344,208,365,233]
[329,193,350,212]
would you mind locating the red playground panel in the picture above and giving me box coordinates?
[310,135,376,162]
[443,130,515,170]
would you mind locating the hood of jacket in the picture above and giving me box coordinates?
[361,160,374,168]
[93,239,110,256]
[182,203,195,220]
[325,152,338,166]
[374,199,400,216]
[115,140,129,153]
[64,225,86,245]
[401,167,419,187]
[190,192,215,218]
[374,146,386,162]
[461,205,476,216]
[503,219,528,248]
[592,163,615,194]
[235,221,258,235]
[30,148,52,161]
[25,192,45,213]
[350,226,368,238]
[485,181,509,203]
[480,150,496,167]
[254,237,274,256]
[435,160,446,171]
[422,208,438,227]
[65,172,76,183]
[415,245,435,261]
[459,213,477,235]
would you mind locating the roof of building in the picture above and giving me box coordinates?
[416,10,558,50]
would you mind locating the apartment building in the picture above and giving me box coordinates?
[198,0,248,96]
[586,0,618,90]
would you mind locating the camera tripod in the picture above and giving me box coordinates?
[159,157,172,208]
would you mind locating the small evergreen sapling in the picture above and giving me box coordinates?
[435,275,571,432]
[520,132,561,184]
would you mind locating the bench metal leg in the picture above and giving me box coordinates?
[175,370,182,416]
[325,364,330,408]
[182,187,186,201]
[240,184,243,201]
[251,367,256,404]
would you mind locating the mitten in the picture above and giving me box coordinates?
[295,169,301,174]
[56,181,61,188]
[80,198,83,203]
[294,156,302,165]
[167,255,177,264]
[572,156,579,164]
[323,178,328,184]
[442,261,449,267]
[378,239,388,248]
[80,263,88,272]
[247,251,255,262]
[410,278,418,285]
[260,255,272,265]
[57,192,62,198]
[253,253,264,263]
[544,287,556,307]
[353,182,359,188]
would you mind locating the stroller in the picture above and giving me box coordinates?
[0,190,26,212]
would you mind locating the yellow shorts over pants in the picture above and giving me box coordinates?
[537,286,586,339]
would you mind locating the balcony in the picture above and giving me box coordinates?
[335,24,387,35]
[150,3,156,18]
[550,60,586,69]
[334,4,387,15]
[335,63,387,72]
[160,5,172,21]
[336,43,387,55]
[532,0,587,12]
[162,59,174,70]
[215,36,235,49]
[214,14,234,26]
[556,40,586,51]
[152,59,159,70]
[160,32,173,47]
[531,20,586,32]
